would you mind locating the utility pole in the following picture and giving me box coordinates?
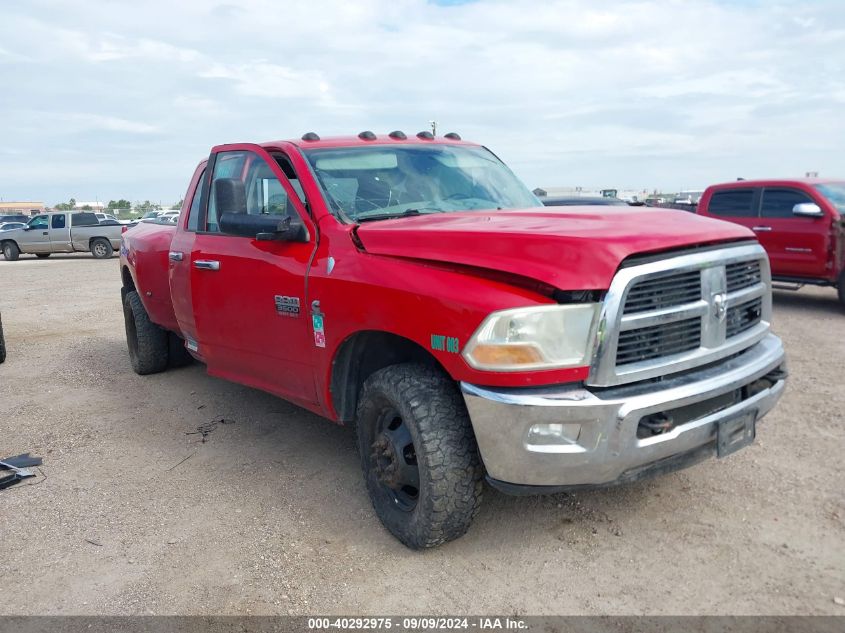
[429,120,437,136]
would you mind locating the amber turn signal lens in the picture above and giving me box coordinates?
[470,344,544,366]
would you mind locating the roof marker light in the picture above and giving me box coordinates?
[358,130,377,140]
[301,132,320,141]
[444,132,462,140]
[416,131,434,140]
[388,130,407,140]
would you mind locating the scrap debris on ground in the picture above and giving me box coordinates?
[0,453,43,490]
[186,418,236,443]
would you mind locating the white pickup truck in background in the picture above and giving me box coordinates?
[0,212,123,261]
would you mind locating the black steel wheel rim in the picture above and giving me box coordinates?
[370,407,420,512]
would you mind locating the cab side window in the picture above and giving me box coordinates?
[760,188,815,219]
[51,214,66,229]
[205,151,299,234]
[29,215,49,230]
[186,168,206,232]
[708,189,757,217]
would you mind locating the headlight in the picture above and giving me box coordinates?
[462,304,599,371]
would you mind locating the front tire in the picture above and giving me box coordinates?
[356,363,483,549]
[0,313,6,364]
[2,242,20,261]
[167,332,194,368]
[123,290,168,375]
[91,238,113,259]
[838,270,845,308]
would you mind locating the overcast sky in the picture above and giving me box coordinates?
[1,0,843,205]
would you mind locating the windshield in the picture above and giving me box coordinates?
[303,144,541,221]
[814,183,845,214]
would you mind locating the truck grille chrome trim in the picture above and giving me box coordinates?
[588,243,772,387]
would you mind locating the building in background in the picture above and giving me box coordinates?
[0,201,45,215]
[536,186,650,203]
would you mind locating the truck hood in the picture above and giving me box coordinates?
[354,206,754,290]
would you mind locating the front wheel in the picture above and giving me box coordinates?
[91,238,113,259]
[838,270,845,309]
[2,242,20,261]
[0,313,6,364]
[356,363,483,549]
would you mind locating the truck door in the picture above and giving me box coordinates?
[48,213,72,252]
[189,145,319,405]
[23,215,52,253]
[755,187,831,279]
[168,161,207,353]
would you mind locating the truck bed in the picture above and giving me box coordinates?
[121,222,179,331]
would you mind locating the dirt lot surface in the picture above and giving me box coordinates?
[0,254,843,616]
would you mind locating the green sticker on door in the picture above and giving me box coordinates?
[312,314,326,348]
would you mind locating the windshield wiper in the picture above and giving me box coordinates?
[356,208,442,223]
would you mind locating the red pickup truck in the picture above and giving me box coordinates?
[697,179,845,305]
[120,133,787,548]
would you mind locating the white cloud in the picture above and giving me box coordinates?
[198,61,330,100]
[0,0,843,202]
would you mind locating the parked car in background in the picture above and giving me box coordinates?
[95,212,131,225]
[0,222,27,232]
[541,196,629,207]
[0,211,123,260]
[698,179,845,305]
[119,132,786,548]
[0,214,30,225]
[673,190,704,205]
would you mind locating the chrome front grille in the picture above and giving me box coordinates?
[623,270,701,314]
[616,316,702,364]
[588,243,772,387]
[726,297,763,338]
[726,260,761,293]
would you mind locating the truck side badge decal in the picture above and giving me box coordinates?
[274,295,301,318]
[311,300,326,348]
[431,334,460,353]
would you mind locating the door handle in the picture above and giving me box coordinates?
[42,231,48,236]
[194,259,220,271]
[752,226,772,232]
[168,251,184,262]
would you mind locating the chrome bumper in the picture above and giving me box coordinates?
[461,333,786,489]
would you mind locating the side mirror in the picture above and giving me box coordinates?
[218,213,308,242]
[22,226,32,231]
[793,202,823,218]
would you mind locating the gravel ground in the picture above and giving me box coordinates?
[0,253,843,615]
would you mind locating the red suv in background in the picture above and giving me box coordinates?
[698,179,845,306]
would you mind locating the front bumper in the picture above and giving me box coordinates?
[461,333,786,491]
